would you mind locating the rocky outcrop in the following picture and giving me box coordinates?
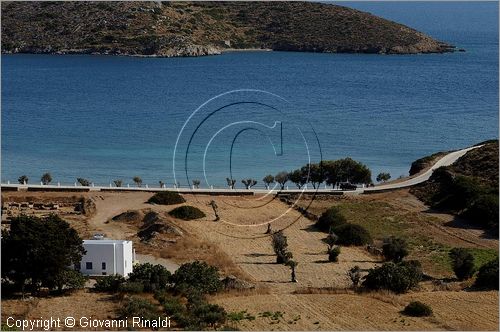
[1,2,455,57]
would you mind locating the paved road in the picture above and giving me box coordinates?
[364,145,482,192]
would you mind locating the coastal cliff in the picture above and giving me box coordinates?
[1,1,455,57]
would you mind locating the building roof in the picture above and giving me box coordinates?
[83,239,132,245]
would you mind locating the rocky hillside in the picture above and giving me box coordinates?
[411,140,499,234]
[1,1,455,57]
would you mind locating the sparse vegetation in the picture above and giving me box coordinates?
[347,266,361,287]
[327,246,341,262]
[449,248,475,280]
[169,205,206,220]
[133,176,143,187]
[148,191,186,205]
[77,178,91,186]
[128,263,171,292]
[241,178,257,189]
[334,223,372,246]
[376,172,391,182]
[274,171,289,190]
[362,260,422,293]
[17,175,28,184]
[170,261,222,294]
[226,177,236,189]
[271,230,292,264]
[285,260,298,282]
[316,206,347,232]
[262,174,274,189]
[382,236,409,263]
[119,296,160,321]
[94,275,126,292]
[474,258,499,290]
[41,172,52,185]
[402,301,433,317]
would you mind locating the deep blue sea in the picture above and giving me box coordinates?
[1,2,498,188]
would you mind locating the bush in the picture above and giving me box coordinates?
[148,191,186,205]
[155,292,185,317]
[119,281,145,293]
[334,223,372,246]
[402,301,433,317]
[128,263,171,291]
[316,207,347,232]
[362,261,422,293]
[328,246,341,262]
[347,266,361,287]
[119,297,159,320]
[94,275,125,292]
[474,259,499,290]
[192,302,227,329]
[271,231,292,264]
[77,178,91,186]
[449,248,475,280]
[382,236,409,262]
[170,261,222,294]
[53,269,86,292]
[169,206,206,220]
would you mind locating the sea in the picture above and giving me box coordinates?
[1,2,498,188]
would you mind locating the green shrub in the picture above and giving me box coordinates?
[402,301,433,317]
[119,281,145,293]
[449,248,475,280]
[362,261,422,293]
[119,297,159,320]
[328,246,341,262]
[192,302,227,329]
[94,275,125,292]
[334,223,372,246]
[169,206,206,220]
[474,259,499,290]
[382,236,409,262]
[128,263,171,291]
[53,269,87,291]
[271,230,292,264]
[148,191,186,205]
[316,207,346,232]
[170,261,222,294]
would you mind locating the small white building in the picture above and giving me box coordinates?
[76,236,135,277]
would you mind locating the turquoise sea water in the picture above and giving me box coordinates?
[1,2,498,188]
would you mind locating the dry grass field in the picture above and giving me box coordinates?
[2,189,498,330]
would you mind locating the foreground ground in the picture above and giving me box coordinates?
[1,189,498,330]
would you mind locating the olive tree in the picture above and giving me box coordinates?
[262,175,275,189]
[18,175,28,185]
[241,179,257,189]
[41,172,52,185]
[274,171,289,190]
[133,176,143,187]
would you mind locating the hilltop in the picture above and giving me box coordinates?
[411,140,499,234]
[1,1,454,57]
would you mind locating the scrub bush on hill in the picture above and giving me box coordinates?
[128,263,171,291]
[148,191,186,205]
[169,206,206,220]
[334,223,372,246]
[402,301,433,317]
[362,260,422,293]
[170,261,222,294]
[94,275,125,292]
[382,236,409,263]
[474,259,499,290]
[119,297,160,321]
[449,248,475,280]
[315,206,347,232]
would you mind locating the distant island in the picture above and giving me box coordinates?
[1,1,455,57]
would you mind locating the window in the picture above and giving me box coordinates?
[86,262,92,270]
[102,262,106,270]
[102,272,107,276]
